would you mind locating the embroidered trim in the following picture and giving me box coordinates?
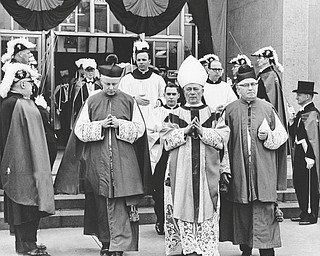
[201,128,223,149]
[78,122,103,142]
[118,120,138,144]
[264,130,287,150]
[219,148,231,174]
[164,129,186,150]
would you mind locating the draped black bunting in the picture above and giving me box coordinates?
[0,0,81,31]
[187,0,213,57]
[106,0,187,36]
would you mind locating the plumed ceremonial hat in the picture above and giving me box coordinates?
[75,58,87,68]
[99,64,123,82]
[199,53,220,65]
[292,81,318,94]
[229,54,252,67]
[133,40,150,55]
[0,63,35,98]
[82,58,97,70]
[1,38,36,64]
[177,55,208,88]
[236,64,257,85]
[251,46,284,73]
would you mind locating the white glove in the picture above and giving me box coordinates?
[287,105,295,122]
[35,95,48,109]
[305,157,315,169]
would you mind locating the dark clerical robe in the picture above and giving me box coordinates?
[220,98,288,249]
[54,90,152,252]
[0,92,55,227]
[257,66,288,184]
[161,104,230,256]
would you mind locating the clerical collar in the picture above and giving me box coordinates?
[240,98,257,105]
[138,68,149,74]
[132,68,153,79]
[164,104,179,110]
[184,103,203,107]
[207,77,222,84]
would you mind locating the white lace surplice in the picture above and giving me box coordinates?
[164,176,220,256]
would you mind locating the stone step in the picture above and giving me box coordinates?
[2,201,317,231]
[279,201,320,219]
[0,194,154,212]
[0,206,156,231]
[277,187,297,202]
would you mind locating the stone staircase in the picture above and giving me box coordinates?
[0,154,314,230]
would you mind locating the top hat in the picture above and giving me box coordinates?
[292,81,318,94]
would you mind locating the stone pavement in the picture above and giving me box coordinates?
[0,220,319,256]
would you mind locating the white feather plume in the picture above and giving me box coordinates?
[1,38,36,64]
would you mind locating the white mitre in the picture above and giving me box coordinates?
[177,55,208,88]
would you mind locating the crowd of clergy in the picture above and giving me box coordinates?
[0,37,319,256]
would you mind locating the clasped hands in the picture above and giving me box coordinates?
[184,116,203,137]
[101,114,119,129]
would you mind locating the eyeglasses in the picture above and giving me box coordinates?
[238,82,258,88]
[209,68,223,72]
[184,87,201,92]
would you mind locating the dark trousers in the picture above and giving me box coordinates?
[152,149,169,227]
[14,219,39,253]
[84,192,138,251]
[240,244,275,256]
[293,155,319,221]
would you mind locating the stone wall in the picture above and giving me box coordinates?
[227,0,320,111]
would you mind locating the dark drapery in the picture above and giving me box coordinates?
[0,0,81,31]
[106,0,187,36]
[188,0,227,70]
[187,0,213,57]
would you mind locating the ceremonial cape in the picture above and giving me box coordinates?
[0,94,55,214]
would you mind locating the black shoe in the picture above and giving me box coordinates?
[155,222,164,235]
[291,216,302,222]
[100,248,110,256]
[241,252,252,256]
[27,247,50,256]
[299,219,317,225]
[109,251,123,256]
